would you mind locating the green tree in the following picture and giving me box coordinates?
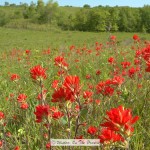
[83,4,91,8]
[86,8,109,32]
[0,10,10,26]
[140,5,150,32]
[74,9,89,31]
[45,0,59,24]
[106,7,119,31]
[23,1,36,19]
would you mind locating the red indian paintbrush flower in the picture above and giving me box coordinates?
[63,75,81,101]
[0,140,3,148]
[51,87,67,102]
[112,75,125,86]
[141,44,150,72]
[128,67,137,78]
[108,57,115,64]
[10,74,20,81]
[30,65,47,80]
[63,75,80,92]
[34,105,50,123]
[54,56,68,69]
[110,35,116,41]
[101,106,139,136]
[52,111,64,119]
[46,142,51,149]
[145,60,150,72]
[25,49,30,55]
[121,61,131,69]
[14,146,20,150]
[51,80,59,89]
[87,126,98,135]
[133,34,140,41]
[20,103,29,110]
[96,70,101,75]
[83,91,93,99]
[98,128,124,144]
[0,111,5,120]
[34,105,63,123]
[17,94,27,103]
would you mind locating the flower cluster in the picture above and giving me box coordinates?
[17,94,28,110]
[30,65,47,80]
[99,105,139,145]
[96,76,124,96]
[52,75,81,103]
[142,44,150,72]
[34,105,63,123]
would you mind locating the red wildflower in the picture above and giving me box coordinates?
[0,111,5,120]
[10,74,20,81]
[0,140,2,148]
[14,146,20,150]
[108,57,115,64]
[86,74,91,79]
[145,60,150,72]
[103,86,114,96]
[34,105,50,123]
[133,34,140,41]
[52,111,64,119]
[110,35,116,41]
[63,75,81,96]
[142,44,150,61]
[17,94,27,103]
[6,132,11,137]
[30,65,47,80]
[70,45,75,51]
[34,105,63,122]
[25,49,30,55]
[51,87,69,102]
[87,126,98,135]
[46,142,51,149]
[20,103,29,110]
[98,128,124,144]
[134,59,141,65]
[112,75,125,86]
[121,61,131,69]
[101,106,139,136]
[83,91,93,99]
[128,67,137,78]
[95,99,101,105]
[75,105,80,111]
[43,133,48,139]
[51,80,59,89]
[141,44,150,72]
[75,135,84,139]
[54,56,68,69]
[96,70,101,75]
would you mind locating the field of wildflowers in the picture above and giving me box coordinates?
[0,34,150,150]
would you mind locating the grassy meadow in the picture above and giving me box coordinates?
[0,27,150,150]
[0,27,150,50]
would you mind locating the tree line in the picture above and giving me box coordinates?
[0,0,150,32]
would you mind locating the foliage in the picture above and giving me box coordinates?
[0,2,150,32]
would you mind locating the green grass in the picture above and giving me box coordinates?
[0,27,150,50]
